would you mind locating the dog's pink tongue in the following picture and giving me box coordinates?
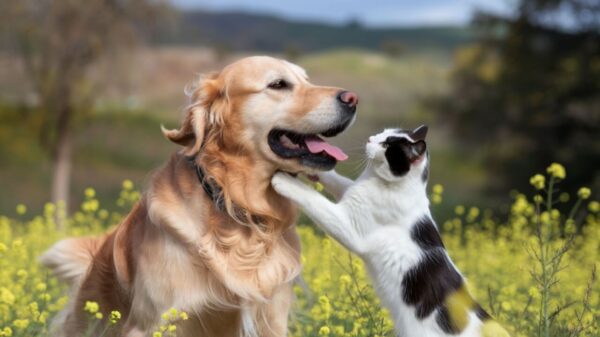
[305,136,348,161]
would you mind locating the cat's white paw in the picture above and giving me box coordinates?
[272,172,307,197]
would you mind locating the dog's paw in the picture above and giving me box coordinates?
[271,172,307,197]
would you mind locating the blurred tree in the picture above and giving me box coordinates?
[437,0,599,195]
[0,0,169,219]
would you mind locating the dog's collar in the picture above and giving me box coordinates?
[188,156,265,225]
[188,157,226,212]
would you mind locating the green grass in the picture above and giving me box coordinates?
[0,105,176,215]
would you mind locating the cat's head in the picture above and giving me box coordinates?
[365,125,429,182]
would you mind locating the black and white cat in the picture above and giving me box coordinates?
[271,126,510,337]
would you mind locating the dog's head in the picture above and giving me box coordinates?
[162,56,357,173]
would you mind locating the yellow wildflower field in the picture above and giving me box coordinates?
[0,165,598,337]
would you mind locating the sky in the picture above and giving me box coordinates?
[171,0,516,27]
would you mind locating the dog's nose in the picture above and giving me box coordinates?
[337,91,359,108]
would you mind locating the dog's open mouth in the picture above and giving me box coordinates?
[268,127,349,170]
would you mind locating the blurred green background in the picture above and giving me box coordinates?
[0,0,597,216]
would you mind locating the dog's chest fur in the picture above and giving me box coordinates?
[127,157,301,335]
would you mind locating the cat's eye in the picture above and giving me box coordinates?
[268,79,290,90]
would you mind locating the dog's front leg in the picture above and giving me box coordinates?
[253,283,294,337]
[272,173,362,253]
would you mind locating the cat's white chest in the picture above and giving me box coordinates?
[342,178,429,232]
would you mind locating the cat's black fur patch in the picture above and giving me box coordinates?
[402,248,464,319]
[436,305,462,334]
[475,304,491,321]
[384,138,411,176]
[411,217,444,249]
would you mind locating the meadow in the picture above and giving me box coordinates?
[0,163,597,337]
[0,48,486,216]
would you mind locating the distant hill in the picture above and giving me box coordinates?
[153,10,473,54]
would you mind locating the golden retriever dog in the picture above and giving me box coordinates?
[41,56,358,337]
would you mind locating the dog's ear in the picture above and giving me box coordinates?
[162,73,222,156]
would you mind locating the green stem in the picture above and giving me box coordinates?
[536,187,551,337]
[567,198,583,234]
[545,177,555,241]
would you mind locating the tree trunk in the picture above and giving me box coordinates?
[51,126,72,229]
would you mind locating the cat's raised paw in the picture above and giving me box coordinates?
[271,172,309,197]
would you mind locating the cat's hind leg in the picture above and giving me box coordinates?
[272,173,362,253]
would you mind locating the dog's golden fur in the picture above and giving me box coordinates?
[41,56,353,337]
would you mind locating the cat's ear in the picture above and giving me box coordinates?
[411,140,427,159]
[410,125,428,141]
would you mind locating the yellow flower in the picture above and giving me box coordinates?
[37,311,48,324]
[529,174,545,190]
[315,182,324,192]
[0,243,6,253]
[559,192,569,203]
[153,333,162,337]
[35,282,47,292]
[433,184,444,194]
[589,201,599,213]
[467,207,480,221]
[98,209,109,220]
[84,301,99,314]
[84,187,96,198]
[0,288,15,305]
[95,313,103,320]
[12,239,22,248]
[180,312,189,321]
[339,274,352,286]
[577,187,591,200]
[44,202,56,215]
[318,326,331,336]
[110,311,122,324]
[15,204,26,215]
[528,287,540,298]
[455,205,465,215]
[2,327,13,337]
[546,163,566,179]
[122,179,134,190]
[168,325,176,332]
[12,320,29,330]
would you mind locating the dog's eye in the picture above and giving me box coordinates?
[268,79,289,90]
